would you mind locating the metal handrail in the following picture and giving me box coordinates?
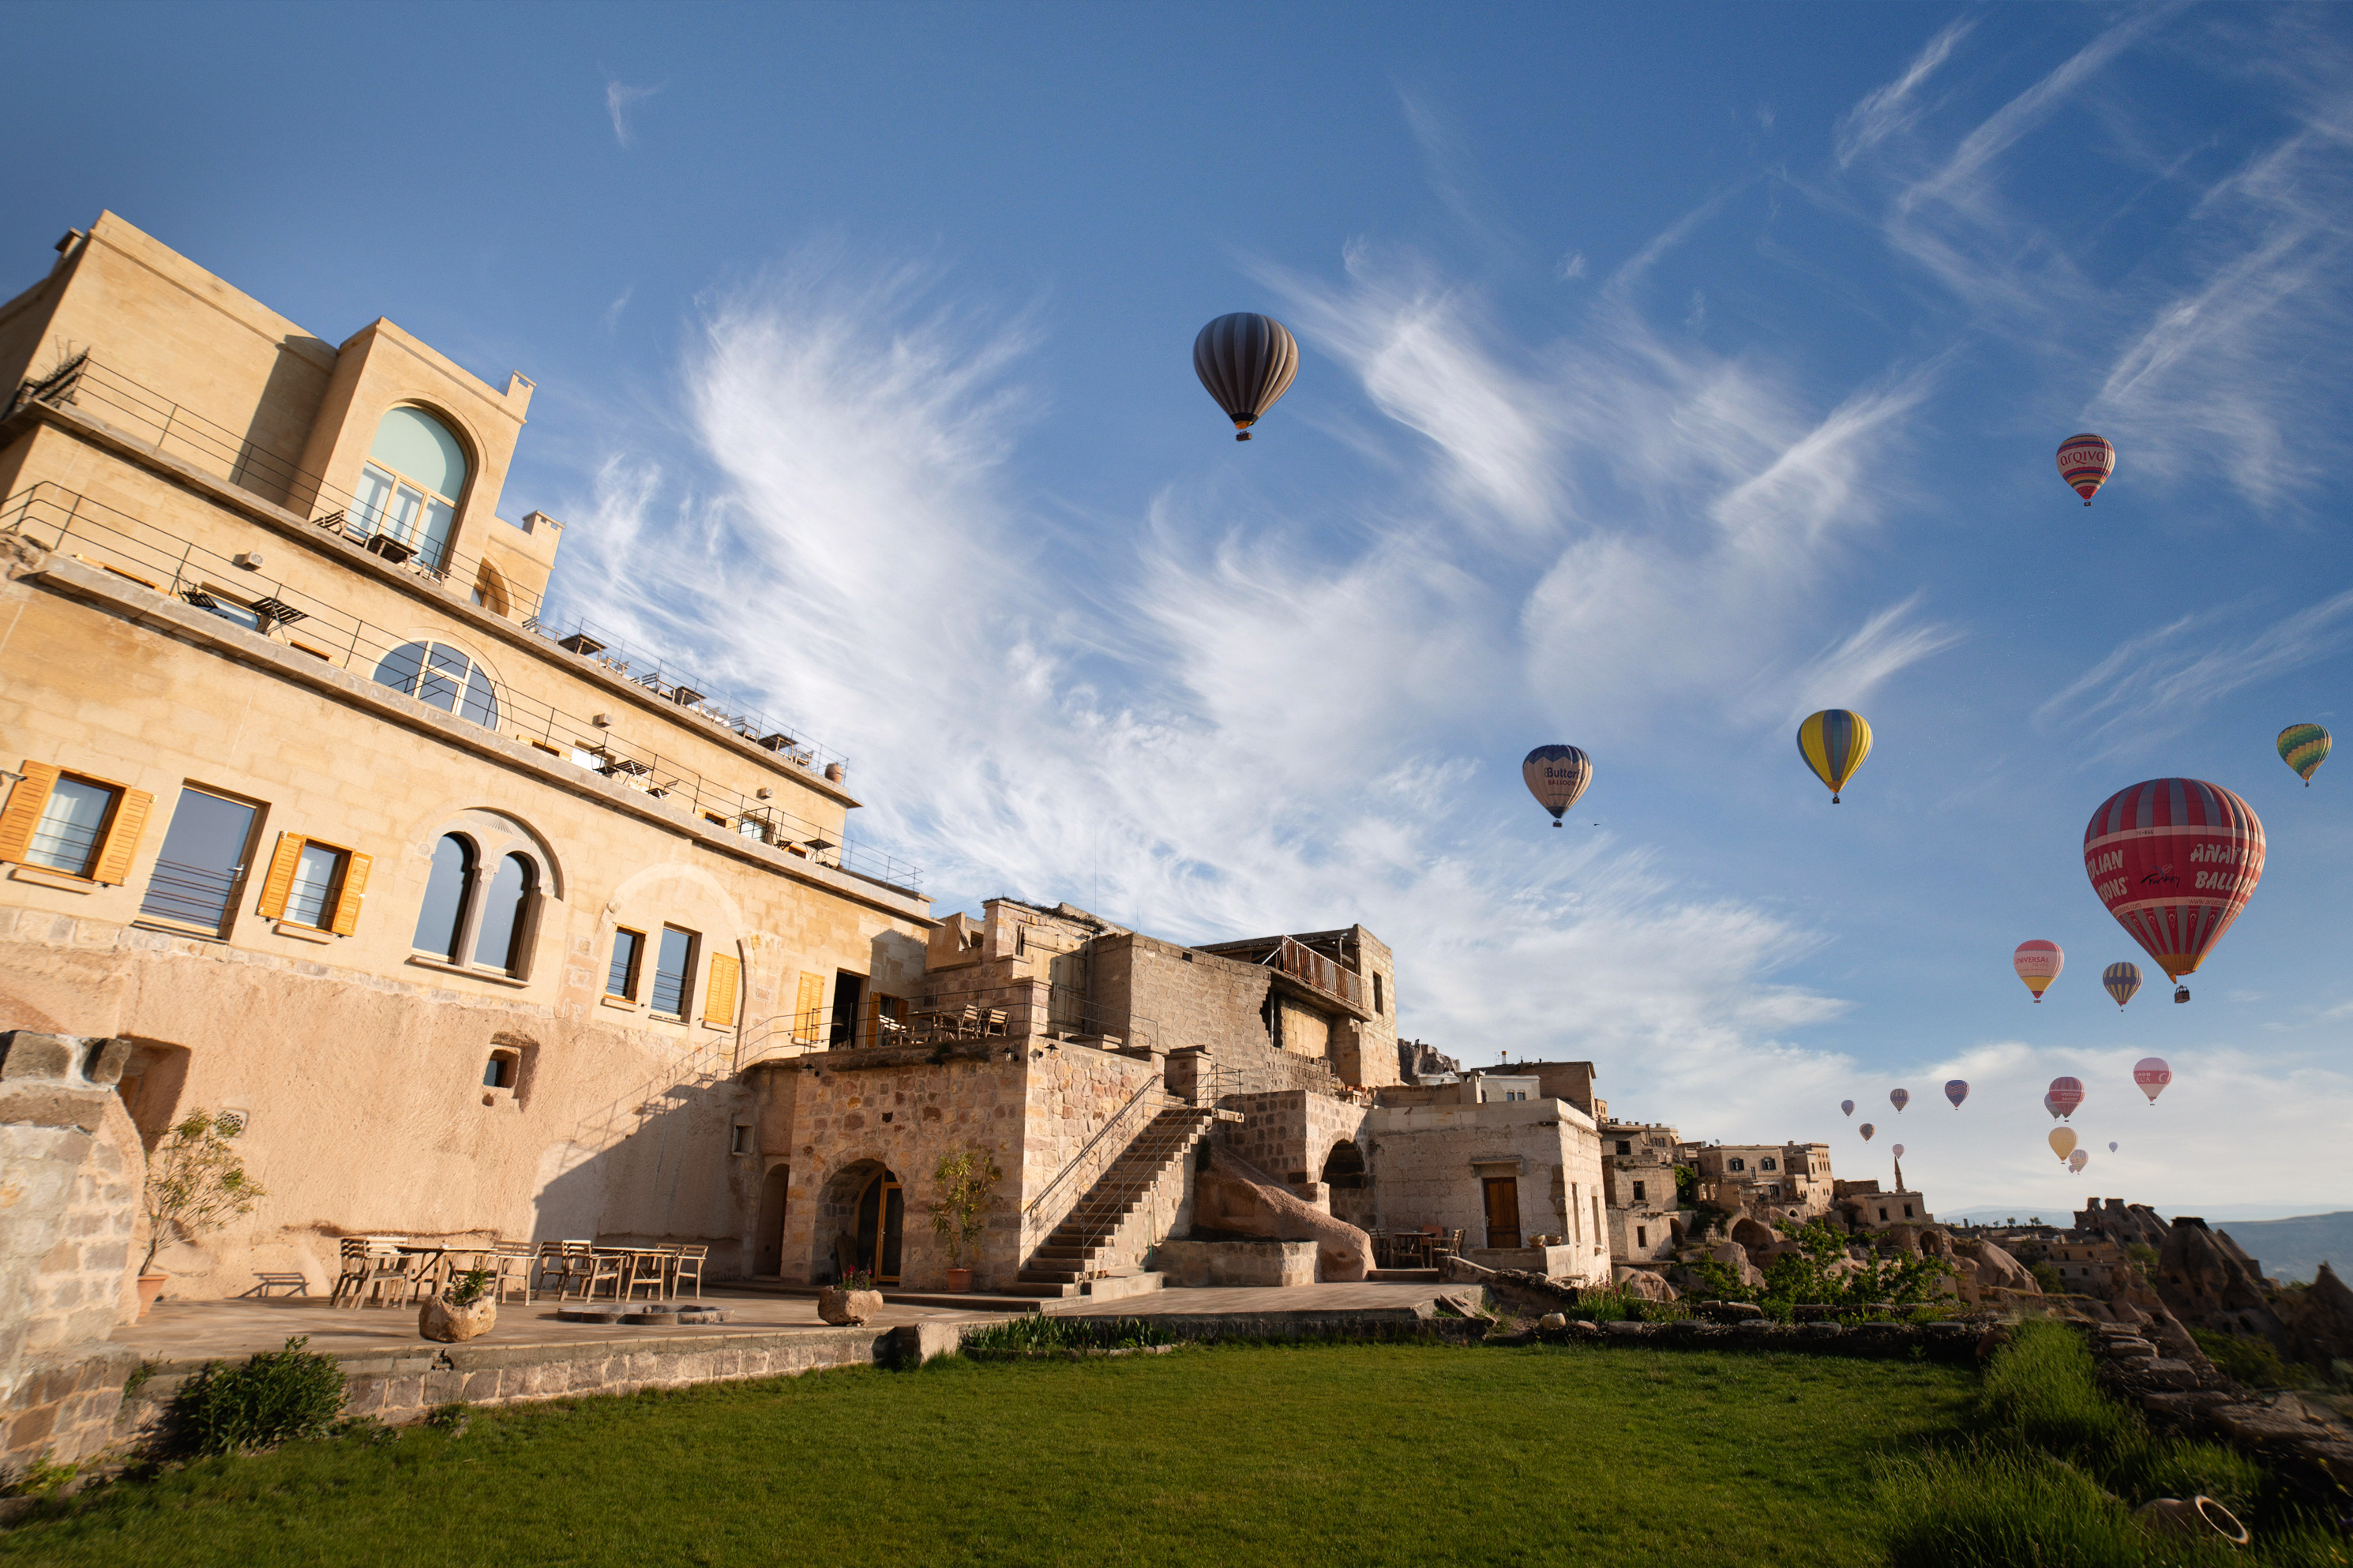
[0,482,923,891]
[1023,1076,1170,1222]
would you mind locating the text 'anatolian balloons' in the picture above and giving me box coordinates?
[2133,1057,2172,1105]
[2084,779,2265,988]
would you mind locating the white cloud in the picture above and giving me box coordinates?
[1835,17,1973,169]
[605,77,662,149]
[1556,250,1587,282]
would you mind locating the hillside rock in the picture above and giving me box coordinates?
[1964,1240,2040,1294]
[1706,1241,1765,1289]
[1612,1266,1679,1303]
[1193,1145,1372,1281]
[2156,1217,2282,1337]
[1730,1217,1777,1255]
[2279,1262,2353,1366]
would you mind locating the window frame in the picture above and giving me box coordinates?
[136,782,265,936]
[0,761,155,887]
[253,831,373,936]
[648,925,700,1021]
[607,927,647,1001]
[372,639,501,730]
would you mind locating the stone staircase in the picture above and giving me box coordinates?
[1012,1104,1217,1298]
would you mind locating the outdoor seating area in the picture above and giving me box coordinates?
[328,1238,707,1308]
[1368,1228,1464,1270]
[880,1003,1011,1047]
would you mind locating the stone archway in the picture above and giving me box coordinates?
[1322,1138,1372,1228]
[816,1158,903,1285]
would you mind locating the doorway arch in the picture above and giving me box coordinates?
[817,1158,905,1285]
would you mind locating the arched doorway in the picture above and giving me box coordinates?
[754,1165,790,1277]
[854,1168,905,1285]
[1321,1138,1372,1227]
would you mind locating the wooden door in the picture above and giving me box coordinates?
[1482,1177,1522,1249]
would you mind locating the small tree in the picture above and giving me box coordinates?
[927,1148,1001,1270]
[141,1110,267,1274]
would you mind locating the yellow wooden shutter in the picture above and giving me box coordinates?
[861,992,880,1049]
[0,762,62,865]
[703,951,741,1026]
[255,832,305,918]
[794,970,825,1039]
[328,850,372,936]
[91,788,154,885]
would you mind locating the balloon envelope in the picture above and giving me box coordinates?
[2084,779,2265,984]
[2015,940,2063,1001]
[2109,1142,2118,1153]
[2069,1150,2089,1173]
[2048,1076,2085,1119]
[1797,709,1872,802]
[1860,1123,1875,1141]
[1890,1088,1910,1112]
[1945,1079,1968,1108]
[2057,433,2115,505]
[1193,313,1299,440]
[2278,723,2331,786]
[2103,962,2142,1009]
[2043,1093,2059,1120]
[1893,1143,1905,1159]
[2050,1127,2078,1161]
[1522,745,1593,826]
[2133,1056,2173,1105]
[1841,1100,1855,1116]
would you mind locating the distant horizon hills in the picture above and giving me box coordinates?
[1936,1207,2352,1285]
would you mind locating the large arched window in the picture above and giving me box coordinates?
[411,834,475,960]
[353,407,468,571]
[374,640,498,728]
[473,853,537,972]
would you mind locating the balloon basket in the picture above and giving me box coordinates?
[1235,432,1251,441]
[2174,986,2190,1003]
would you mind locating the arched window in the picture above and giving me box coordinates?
[411,834,475,959]
[374,640,498,728]
[473,853,536,973]
[354,407,468,571]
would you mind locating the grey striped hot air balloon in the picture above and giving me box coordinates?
[1193,313,1299,441]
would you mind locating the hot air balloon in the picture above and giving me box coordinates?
[2014,940,2063,1002]
[1860,1123,1876,1141]
[2103,962,2142,1010]
[2085,779,2264,1004]
[2069,1149,2088,1174]
[1522,745,1593,827]
[1841,1100,1855,1117]
[1890,1088,1910,1112]
[2133,1056,2172,1105]
[1892,1143,1905,1159]
[2043,1093,2059,1120]
[2050,1127,2078,1161]
[1945,1079,1968,1108]
[2108,1142,2118,1153]
[2048,1076,2085,1120]
[1194,313,1299,441]
[2279,724,2331,787]
[1796,709,1872,803]
[2057,433,2115,505]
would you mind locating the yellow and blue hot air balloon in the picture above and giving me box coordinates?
[1796,709,1872,803]
[2278,724,2331,786]
[2102,962,2141,1009]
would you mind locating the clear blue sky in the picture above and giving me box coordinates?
[9,2,2351,1217]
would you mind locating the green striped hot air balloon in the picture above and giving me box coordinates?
[2278,723,2330,786]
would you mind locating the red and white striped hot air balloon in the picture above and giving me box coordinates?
[2133,1057,2172,1105]
[2057,433,2115,505]
[2085,780,2265,1004]
[2047,1076,2085,1120]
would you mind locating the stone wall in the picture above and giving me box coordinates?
[1,1031,147,1469]
[1364,1097,1612,1285]
[1092,932,1271,1060]
[1155,1239,1316,1288]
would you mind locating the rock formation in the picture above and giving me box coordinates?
[2277,1262,2353,1367]
[1396,1038,1462,1084]
[2156,1217,2284,1338]
[1192,1144,1373,1281]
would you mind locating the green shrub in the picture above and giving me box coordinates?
[2189,1326,2312,1390]
[171,1336,347,1456]
[961,1315,1174,1354]
[1878,1445,2154,1568]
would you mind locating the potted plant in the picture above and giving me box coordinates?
[138,1109,268,1316]
[928,1147,1001,1293]
[420,1266,498,1343]
[818,1266,884,1325]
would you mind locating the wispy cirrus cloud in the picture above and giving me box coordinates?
[1834,17,1973,169]
[605,77,662,148]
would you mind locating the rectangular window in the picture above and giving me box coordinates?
[608,928,644,999]
[253,832,370,932]
[650,925,697,1018]
[1372,973,1383,1015]
[1636,1225,1647,1248]
[1632,1181,1646,1203]
[283,842,346,928]
[1616,1140,1631,1156]
[730,1124,750,1155]
[139,787,259,934]
[26,775,118,876]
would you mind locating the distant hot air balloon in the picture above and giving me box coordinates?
[1945,1079,1968,1108]
[2279,724,2331,787]
[2102,962,2142,1010]
[1860,1123,1876,1141]
[1797,709,1872,803]
[2069,1149,2088,1174]
[2133,1056,2172,1105]
[2085,780,2264,1004]
[1522,745,1593,828]
[1892,1143,1905,1159]
[2043,1093,2059,1120]
[1890,1088,1910,1112]
[2108,1142,2118,1153]
[2050,1127,2078,1161]
[1841,1100,1855,1117]
[2014,940,2063,1003]
[2048,1076,2085,1120]
[1193,313,1299,441]
[2057,433,2115,505]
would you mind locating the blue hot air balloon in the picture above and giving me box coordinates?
[1945,1079,1968,1108]
[2103,962,2143,1010]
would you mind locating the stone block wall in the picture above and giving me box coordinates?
[1365,1098,1611,1285]
[0,1030,148,1469]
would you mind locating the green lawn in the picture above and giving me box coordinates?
[4,1343,1974,1567]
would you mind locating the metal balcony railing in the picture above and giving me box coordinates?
[0,482,921,892]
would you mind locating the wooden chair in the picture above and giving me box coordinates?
[625,1248,674,1301]
[329,1238,373,1307]
[355,1241,415,1308]
[671,1244,707,1300]
[981,1008,1008,1037]
[576,1250,627,1302]
[951,1004,981,1039]
[486,1242,537,1305]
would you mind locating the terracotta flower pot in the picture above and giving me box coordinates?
[419,1294,499,1343]
[944,1268,973,1294]
[817,1287,884,1326]
[135,1272,168,1318]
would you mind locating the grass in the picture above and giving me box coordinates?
[2,1342,1973,1568]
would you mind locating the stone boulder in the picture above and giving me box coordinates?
[419,1295,497,1343]
[1730,1217,1777,1256]
[1963,1239,2040,1294]
[1192,1145,1373,1281]
[1707,1240,1765,1289]
[817,1287,884,1326]
[1612,1266,1679,1303]
[2279,1262,2353,1367]
[1441,1254,1581,1318]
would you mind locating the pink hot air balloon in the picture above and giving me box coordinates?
[2047,1076,2085,1120]
[1945,1079,1968,1108]
[2014,940,2063,1002]
[2069,1149,2088,1174]
[2133,1057,2172,1105]
[1841,1099,1855,1117]
[1860,1123,1876,1141]
[1890,1088,1910,1112]
[1892,1143,1905,1159]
